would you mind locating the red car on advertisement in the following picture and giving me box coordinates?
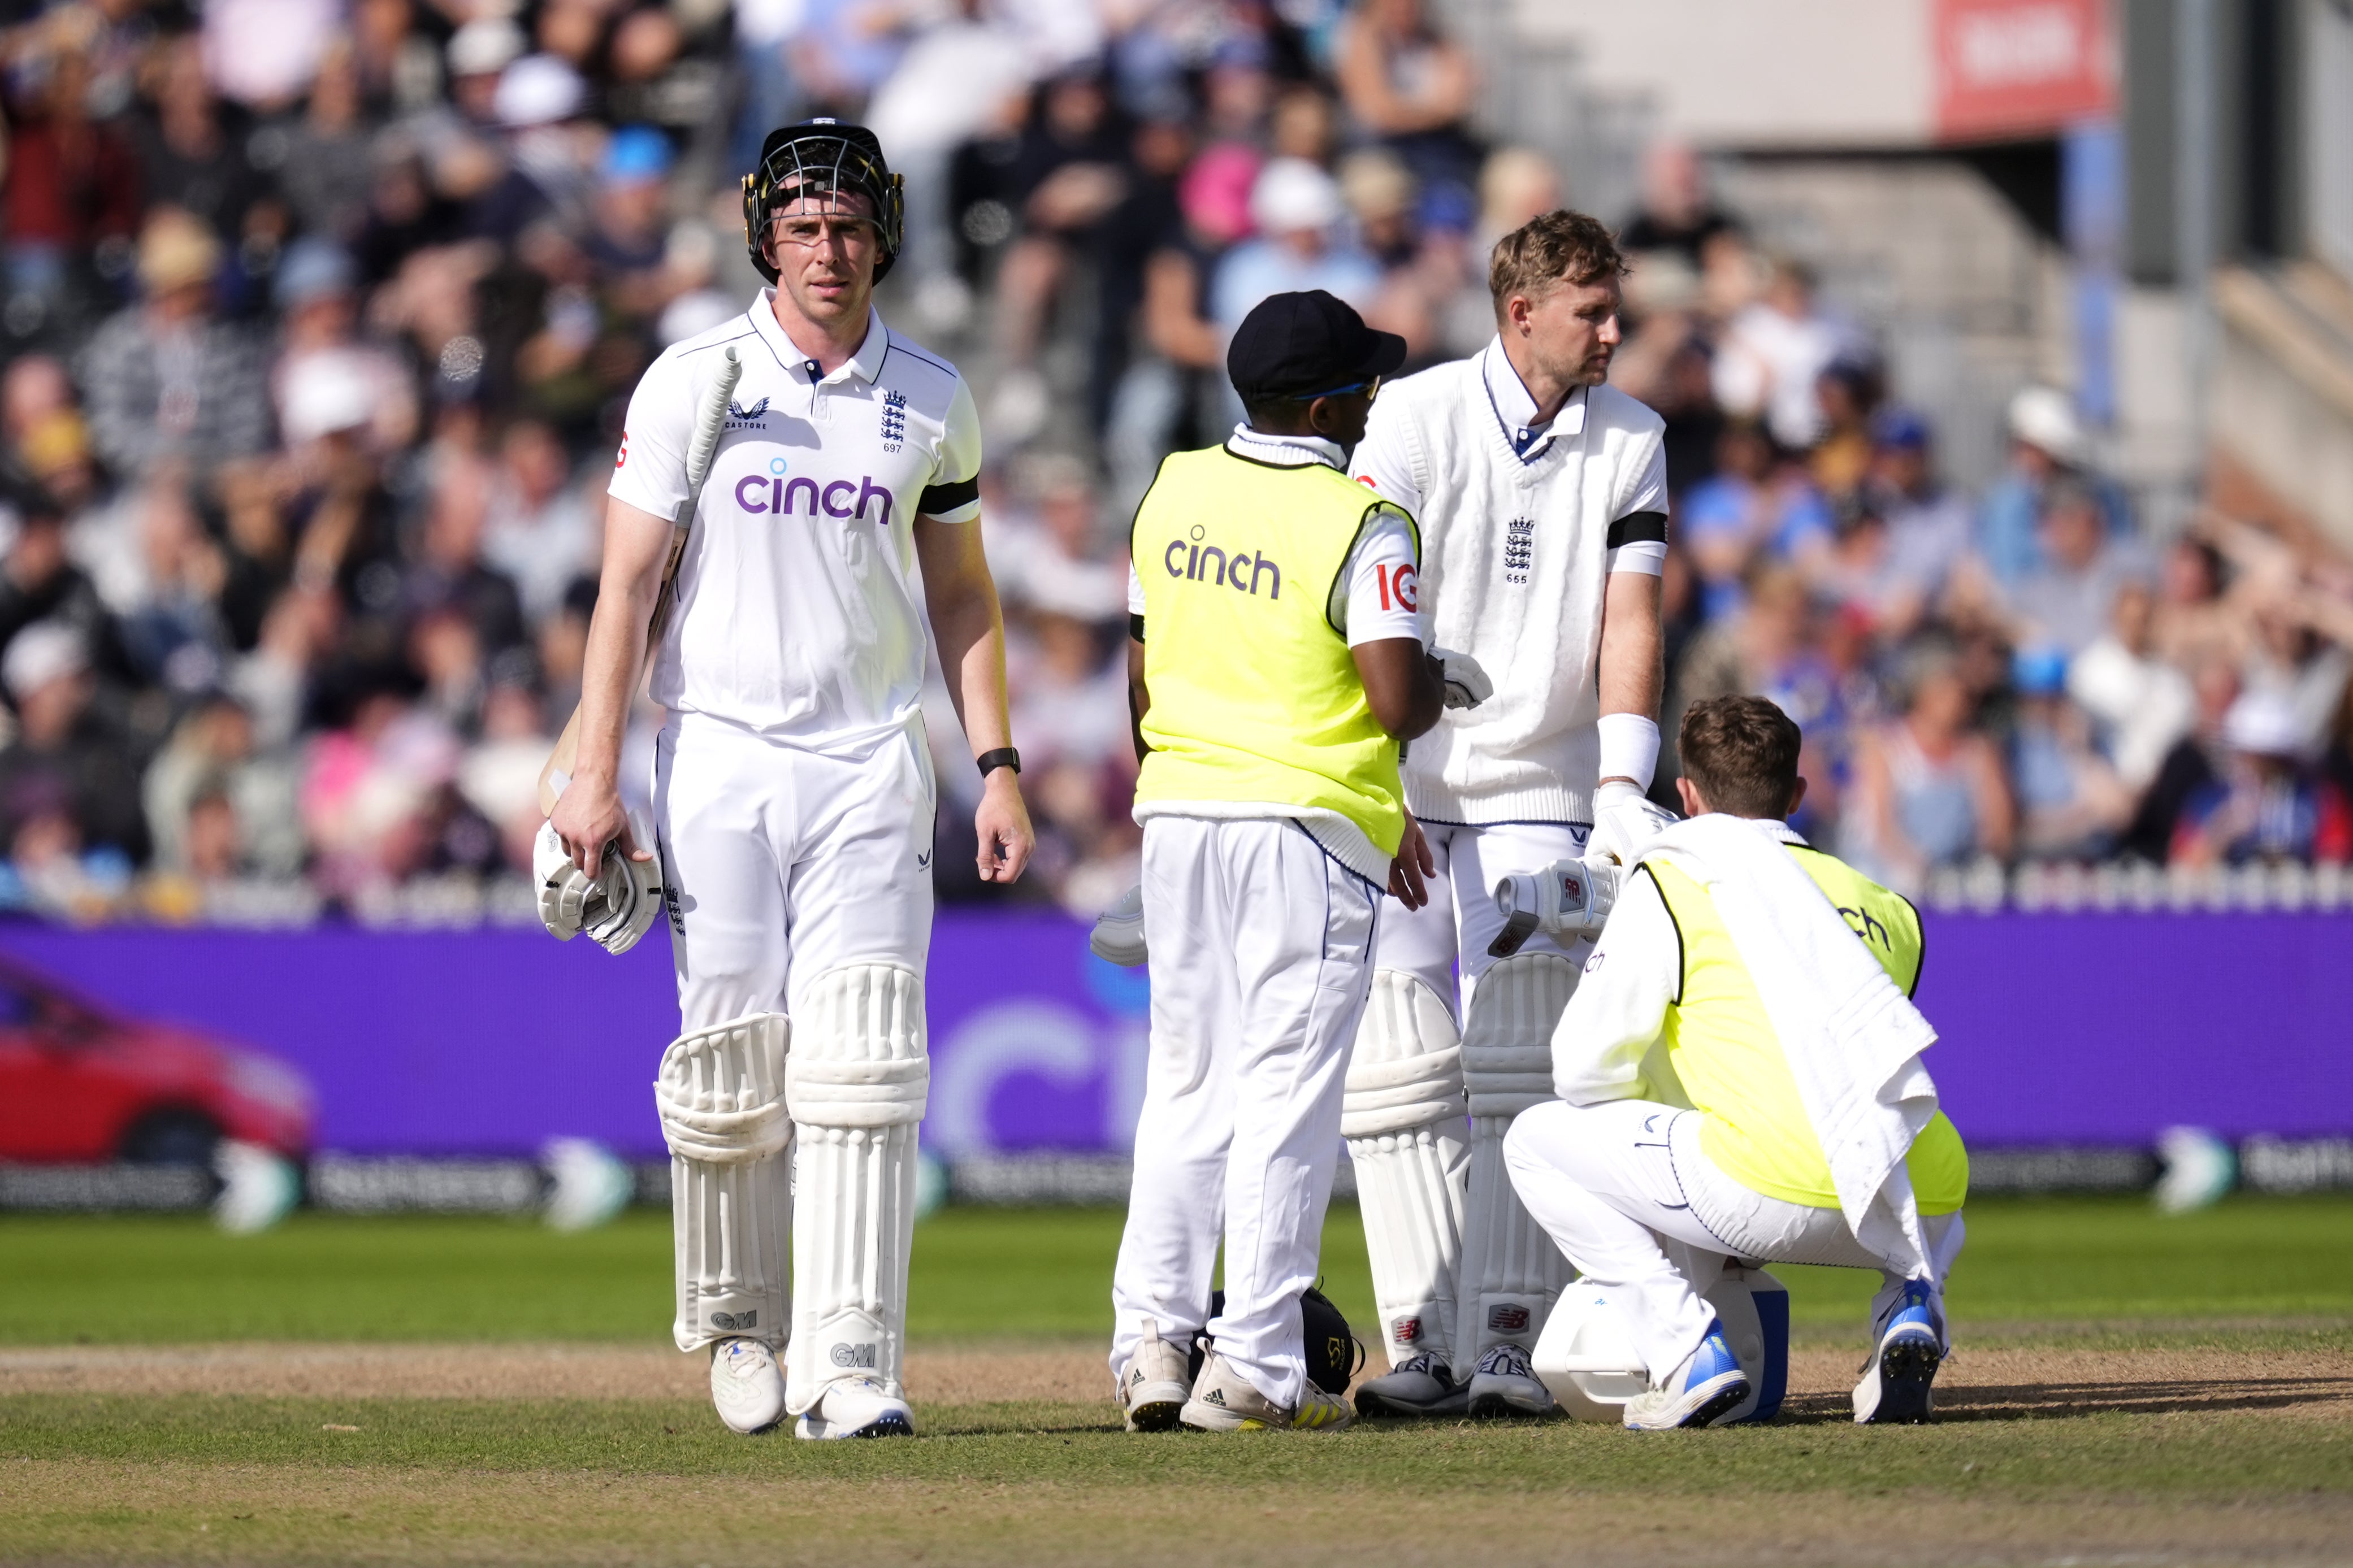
[0,953,312,1163]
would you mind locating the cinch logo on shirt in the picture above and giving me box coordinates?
[735,468,894,525]
[1161,528,1281,599]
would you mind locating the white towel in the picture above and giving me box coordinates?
[1642,814,1942,1280]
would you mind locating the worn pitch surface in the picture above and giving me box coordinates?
[1,1200,2347,1565]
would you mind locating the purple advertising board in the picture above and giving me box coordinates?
[0,911,2344,1157]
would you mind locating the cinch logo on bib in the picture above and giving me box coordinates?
[1160,527,1281,600]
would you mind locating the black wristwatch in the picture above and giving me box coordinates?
[977,747,1021,779]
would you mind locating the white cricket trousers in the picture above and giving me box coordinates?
[1110,816,1381,1410]
[1373,819,1591,1004]
[653,712,936,1028]
[1503,1100,1966,1383]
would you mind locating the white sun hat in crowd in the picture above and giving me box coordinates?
[495,53,586,128]
[3,622,88,701]
[2222,688,2309,760]
[447,16,526,78]
[2007,385,2089,467]
[281,350,379,445]
[1250,157,1346,237]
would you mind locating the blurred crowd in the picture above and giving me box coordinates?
[1,0,2348,927]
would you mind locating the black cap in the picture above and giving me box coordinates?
[1227,290,1407,403]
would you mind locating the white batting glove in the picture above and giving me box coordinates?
[1589,779,1679,867]
[1089,884,1147,967]
[1488,855,1623,957]
[1429,646,1493,710]
[583,811,663,957]
[534,819,593,941]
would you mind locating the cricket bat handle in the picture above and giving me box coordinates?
[538,346,740,819]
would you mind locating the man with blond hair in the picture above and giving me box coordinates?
[1344,208,1676,1419]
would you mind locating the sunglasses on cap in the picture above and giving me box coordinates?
[1280,375,1382,402]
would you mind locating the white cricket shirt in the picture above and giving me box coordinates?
[609,294,981,754]
[1349,338,1670,827]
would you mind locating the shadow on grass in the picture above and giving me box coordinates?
[1774,1373,2353,1424]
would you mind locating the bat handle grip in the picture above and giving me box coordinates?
[683,345,743,489]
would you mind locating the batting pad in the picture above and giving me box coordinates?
[1459,954,1579,1365]
[785,962,929,1415]
[655,1011,791,1353]
[1344,970,1471,1366]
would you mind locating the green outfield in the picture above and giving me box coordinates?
[2,1196,2349,1565]
[5,1194,2352,1344]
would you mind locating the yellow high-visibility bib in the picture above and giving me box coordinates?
[1130,446,1415,857]
[1647,845,1969,1214]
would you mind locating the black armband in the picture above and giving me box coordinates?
[918,474,981,516]
[1606,509,1669,549]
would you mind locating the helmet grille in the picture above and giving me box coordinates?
[741,123,905,285]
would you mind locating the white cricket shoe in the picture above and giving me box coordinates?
[708,1337,786,1434]
[1466,1343,1556,1419]
[1179,1352,1353,1432]
[1116,1324,1193,1432]
[795,1376,916,1440]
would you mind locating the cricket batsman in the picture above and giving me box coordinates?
[541,120,1033,1439]
[1108,290,1490,1434]
[1343,210,1678,1419]
[1504,696,1967,1427]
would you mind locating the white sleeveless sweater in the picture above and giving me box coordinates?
[1355,359,1667,827]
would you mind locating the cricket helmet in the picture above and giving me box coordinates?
[742,119,905,285]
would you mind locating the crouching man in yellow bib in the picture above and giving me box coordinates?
[1503,695,1967,1428]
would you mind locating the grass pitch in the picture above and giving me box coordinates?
[9,1194,2353,1345]
[2,1196,2350,1565]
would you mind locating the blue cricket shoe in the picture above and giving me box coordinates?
[1622,1318,1750,1430]
[1853,1279,1945,1424]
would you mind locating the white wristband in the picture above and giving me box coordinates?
[1596,713,1660,791]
